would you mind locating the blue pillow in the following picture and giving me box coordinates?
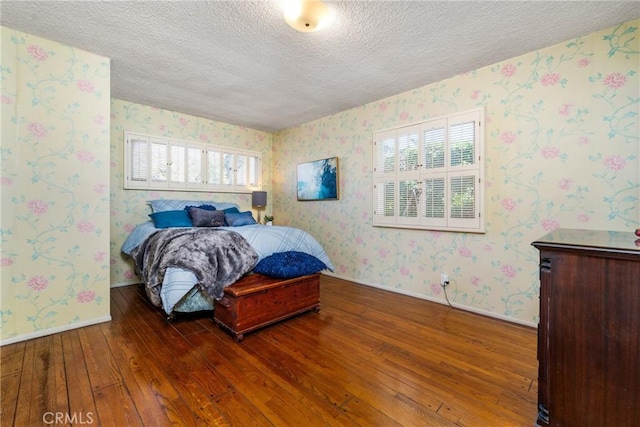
[148,199,240,213]
[149,210,193,228]
[224,211,257,227]
[184,204,216,212]
[222,206,240,214]
[254,251,327,279]
[189,208,225,227]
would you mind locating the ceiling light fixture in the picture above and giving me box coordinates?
[283,0,330,32]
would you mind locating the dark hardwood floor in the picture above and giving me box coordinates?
[1,276,538,426]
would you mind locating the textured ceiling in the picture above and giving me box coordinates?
[2,1,638,133]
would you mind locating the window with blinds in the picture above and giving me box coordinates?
[151,139,168,184]
[372,108,484,232]
[124,131,262,193]
[129,136,149,183]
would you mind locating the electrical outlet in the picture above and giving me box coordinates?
[441,274,449,287]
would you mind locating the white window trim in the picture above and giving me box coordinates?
[124,131,262,193]
[372,108,485,233]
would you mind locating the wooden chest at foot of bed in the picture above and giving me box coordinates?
[214,273,320,341]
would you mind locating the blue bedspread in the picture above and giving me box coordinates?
[122,222,334,269]
[121,222,333,314]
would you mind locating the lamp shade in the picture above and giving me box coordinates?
[252,191,267,208]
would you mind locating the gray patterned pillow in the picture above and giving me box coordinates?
[189,207,225,227]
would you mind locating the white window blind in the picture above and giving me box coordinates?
[207,149,222,186]
[423,177,446,219]
[223,153,234,187]
[124,131,261,193]
[236,154,247,187]
[248,156,258,187]
[187,146,203,187]
[372,108,484,232]
[170,144,185,185]
[374,180,396,225]
[423,123,446,170]
[399,179,420,219]
[398,126,420,172]
[450,121,476,168]
[150,138,168,185]
[130,135,149,184]
[376,131,396,174]
[450,174,476,218]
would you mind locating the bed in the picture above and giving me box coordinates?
[121,199,334,318]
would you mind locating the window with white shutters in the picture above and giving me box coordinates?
[423,122,446,170]
[130,136,149,184]
[124,131,261,193]
[150,138,168,185]
[236,154,247,187]
[373,129,397,225]
[372,108,484,232]
[207,150,223,186]
[248,156,258,187]
[222,152,234,187]
[187,146,203,188]
[422,176,446,227]
[170,144,185,186]
[374,180,396,225]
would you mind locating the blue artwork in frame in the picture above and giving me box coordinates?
[297,157,339,201]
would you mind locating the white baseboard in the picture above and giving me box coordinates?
[321,271,536,328]
[110,280,139,288]
[0,315,112,346]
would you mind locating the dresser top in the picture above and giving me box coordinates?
[532,228,640,255]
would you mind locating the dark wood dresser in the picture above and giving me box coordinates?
[532,229,640,427]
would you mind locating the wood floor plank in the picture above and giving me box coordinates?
[118,286,241,425]
[209,388,274,426]
[76,324,145,426]
[92,383,143,427]
[77,325,123,392]
[229,315,456,426]
[97,321,175,425]
[111,296,226,425]
[247,328,360,414]
[47,334,70,424]
[336,395,405,427]
[12,340,35,427]
[8,335,67,426]
[2,275,539,426]
[264,317,448,418]
[0,341,25,378]
[0,342,24,426]
[60,330,98,424]
[0,372,20,426]
[187,329,338,426]
[317,291,537,424]
[168,312,211,337]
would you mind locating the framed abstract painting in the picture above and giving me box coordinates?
[297,157,339,201]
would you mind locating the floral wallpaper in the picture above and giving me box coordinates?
[109,99,273,286]
[1,27,111,343]
[272,20,639,325]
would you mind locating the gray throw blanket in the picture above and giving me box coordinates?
[130,228,258,307]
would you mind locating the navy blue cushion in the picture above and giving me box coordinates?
[149,210,193,228]
[254,251,327,279]
[222,206,240,214]
[224,211,257,226]
[183,204,216,212]
[189,208,225,227]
